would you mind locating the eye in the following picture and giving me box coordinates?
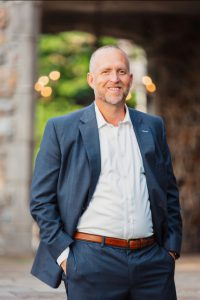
[102,70,109,74]
[119,70,126,75]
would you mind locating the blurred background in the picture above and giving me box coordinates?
[0,0,200,287]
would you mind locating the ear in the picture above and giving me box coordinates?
[87,72,94,89]
[129,73,133,87]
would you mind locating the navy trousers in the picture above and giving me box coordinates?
[63,240,177,300]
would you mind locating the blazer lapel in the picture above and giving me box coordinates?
[129,108,156,169]
[79,103,101,201]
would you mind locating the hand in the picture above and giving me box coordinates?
[61,259,67,274]
[168,251,176,261]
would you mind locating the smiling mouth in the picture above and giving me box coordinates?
[108,87,121,92]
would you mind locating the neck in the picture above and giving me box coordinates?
[95,99,126,126]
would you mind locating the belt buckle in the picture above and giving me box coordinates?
[127,238,141,249]
[127,238,134,248]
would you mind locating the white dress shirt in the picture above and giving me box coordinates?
[57,103,153,265]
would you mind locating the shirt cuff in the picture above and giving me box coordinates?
[57,247,70,266]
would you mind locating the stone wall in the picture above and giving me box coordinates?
[0,1,39,256]
[146,19,200,252]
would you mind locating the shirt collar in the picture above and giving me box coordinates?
[94,102,132,129]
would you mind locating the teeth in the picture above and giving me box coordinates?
[109,88,120,90]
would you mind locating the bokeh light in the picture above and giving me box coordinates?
[49,70,60,81]
[40,86,52,97]
[142,76,152,86]
[146,83,156,93]
[34,82,43,92]
[38,76,49,86]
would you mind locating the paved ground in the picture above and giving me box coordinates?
[0,255,200,299]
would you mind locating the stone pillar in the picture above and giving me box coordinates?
[0,1,40,256]
[147,24,200,252]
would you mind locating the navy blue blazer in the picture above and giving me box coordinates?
[30,102,182,288]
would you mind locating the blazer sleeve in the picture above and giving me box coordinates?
[161,119,182,257]
[30,119,73,261]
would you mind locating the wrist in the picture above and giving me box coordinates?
[169,251,178,260]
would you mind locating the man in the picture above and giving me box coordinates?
[30,45,182,299]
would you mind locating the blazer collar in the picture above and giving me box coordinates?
[80,102,96,124]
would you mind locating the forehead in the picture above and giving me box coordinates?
[92,48,129,71]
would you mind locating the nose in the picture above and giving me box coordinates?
[110,71,119,82]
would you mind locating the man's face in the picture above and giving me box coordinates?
[87,49,133,106]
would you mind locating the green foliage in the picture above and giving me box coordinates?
[98,36,118,46]
[127,93,137,109]
[37,31,96,105]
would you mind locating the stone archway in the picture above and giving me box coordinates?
[0,0,200,256]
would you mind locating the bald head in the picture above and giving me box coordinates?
[89,45,130,73]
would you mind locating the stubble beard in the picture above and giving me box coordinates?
[97,90,129,106]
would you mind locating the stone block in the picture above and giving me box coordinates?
[5,141,32,183]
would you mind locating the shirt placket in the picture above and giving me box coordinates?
[116,124,130,239]
[127,126,136,239]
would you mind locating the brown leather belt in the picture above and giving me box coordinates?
[74,232,156,250]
